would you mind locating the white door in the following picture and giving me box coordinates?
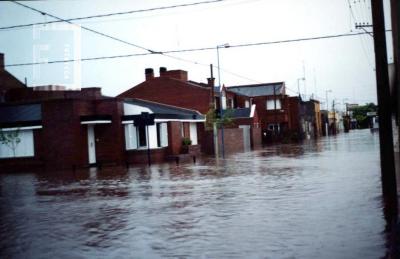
[239,125,251,152]
[87,125,96,164]
[189,123,198,145]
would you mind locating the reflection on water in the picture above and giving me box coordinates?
[0,129,387,258]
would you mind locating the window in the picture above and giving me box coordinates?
[125,124,147,149]
[266,99,282,110]
[156,123,169,148]
[228,98,234,108]
[156,123,161,147]
[268,124,280,133]
[245,100,250,108]
[125,123,168,150]
[0,129,34,158]
[137,125,147,147]
[125,124,138,150]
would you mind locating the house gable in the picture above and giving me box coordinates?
[118,77,212,114]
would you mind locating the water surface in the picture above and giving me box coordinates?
[0,129,386,258]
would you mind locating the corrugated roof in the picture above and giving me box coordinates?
[227,83,285,97]
[123,98,204,120]
[0,104,41,123]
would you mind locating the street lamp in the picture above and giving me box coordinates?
[297,77,305,98]
[216,43,229,159]
[325,89,332,136]
[325,89,332,110]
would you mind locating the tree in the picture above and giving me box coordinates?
[205,106,234,130]
[351,103,378,129]
[0,129,21,157]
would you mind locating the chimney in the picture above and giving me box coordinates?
[159,67,167,76]
[0,53,4,70]
[207,77,215,87]
[145,68,154,81]
[162,70,188,81]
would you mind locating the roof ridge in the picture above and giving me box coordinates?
[123,97,203,115]
[228,82,285,88]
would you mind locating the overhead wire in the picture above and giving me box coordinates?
[9,1,265,84]
[0,0,226,30]
[4,31,382,68]
[4,0,384,96]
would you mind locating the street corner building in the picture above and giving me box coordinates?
[0,55,208,172]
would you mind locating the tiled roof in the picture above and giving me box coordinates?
[227,82,285,97]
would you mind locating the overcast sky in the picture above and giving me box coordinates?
[0,0,394,110]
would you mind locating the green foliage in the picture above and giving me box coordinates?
[205,106,234,131]
[182,137,192,146]
[350,103,377,129]
[0,129,21,157]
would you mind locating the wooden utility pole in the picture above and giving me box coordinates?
[371,0,398,216]
[210,64,219,158]
[391,0,400,146]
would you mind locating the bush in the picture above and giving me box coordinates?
[182,137,192,146]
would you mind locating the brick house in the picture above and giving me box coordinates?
[119,67,213,114]
[227,82,294,142]
[118,67,262,153]
[0,87,204,172]
[287,96,322,139]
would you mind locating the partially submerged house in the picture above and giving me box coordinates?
[0,86,204,172]
[118,67,262,154]
[226,82,292,142]
[287,96,322,139]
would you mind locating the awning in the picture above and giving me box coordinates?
[121,113,205,124]
[1,125,42,131]
[80,115,112,125]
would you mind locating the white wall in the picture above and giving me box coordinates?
[123,103,152,115]
[222,96,227,109]
[189,123,198,145]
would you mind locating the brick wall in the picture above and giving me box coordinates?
[168,121,183,155]
[118,77,212,114]
[251,127,262,149]
[93,100,125,165]
[218,128,244,154]
[126,148,167,164]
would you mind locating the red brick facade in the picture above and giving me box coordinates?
[118,69,213,114]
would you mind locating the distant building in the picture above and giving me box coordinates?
[0,53,26,102]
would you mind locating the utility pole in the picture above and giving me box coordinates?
[332,100,336,135]
[302,61,307,99]
[210,64,219,159]
[217,44,229,159]
[371,0,398,218]
[390,0,400,156]
[273,85,277,136]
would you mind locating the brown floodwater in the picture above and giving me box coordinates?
[0,129,389,258]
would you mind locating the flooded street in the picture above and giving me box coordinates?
[0,129,387,258]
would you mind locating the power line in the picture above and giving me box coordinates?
[5,31,382,67]
[13,2,158,53]
[1,0,226,30]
